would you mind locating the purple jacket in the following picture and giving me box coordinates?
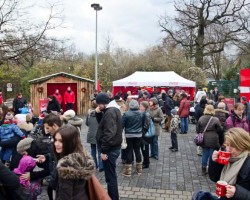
[225,111,249,133]
[13,155,36,187]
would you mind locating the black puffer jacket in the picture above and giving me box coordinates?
[196,114,223,149]
[56,152,95,200]
[209,156,250,200]
[215,109,229,131]
[122,110,143,135]
[47,98,61,113]
[13,97,27,115]
[96,107,123,154]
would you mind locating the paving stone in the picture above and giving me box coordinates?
[37,120,213,200]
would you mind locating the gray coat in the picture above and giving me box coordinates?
[196,114,223,149]
[86,110,98,144]
[149,106,164,136]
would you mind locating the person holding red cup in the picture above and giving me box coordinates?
[208,127,250,199]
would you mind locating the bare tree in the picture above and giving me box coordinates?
[0,0,63,65]
[159,0,250,71]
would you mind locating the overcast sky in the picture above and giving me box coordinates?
[33,0,175,54]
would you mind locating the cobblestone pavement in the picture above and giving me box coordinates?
[38,118,215,200]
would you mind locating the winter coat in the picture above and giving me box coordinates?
[149,106,164,136]
[68,116,83,131]
[47,99,61,113]
[13,155,36,188]
[53,93,62,104]
[86,109,98,144]
[96,106,123,154]
[122,109,143,137]
[0,162,26,200]
[0,124,24,161]
[195,103,206,121]
[64,91,75,104]
[225,111,249,133]
[208,156,250,200]
[165,95,174,116]
[215,109,229,131]
[138,97,150,105]
[13,97,27,114]
[196,114,223,149]
[0,94,3,105]
[141,111,152,144]
[178,98,190,118]
[56,152,95,200]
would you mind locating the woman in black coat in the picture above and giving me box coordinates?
[208,128,250,200]
[47,95,61,114]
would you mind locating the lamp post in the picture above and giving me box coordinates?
[91,3,102,91]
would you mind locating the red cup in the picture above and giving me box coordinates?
[216,180,227,197]
[217,151,231,165]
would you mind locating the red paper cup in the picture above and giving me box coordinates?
[216,180,227,197]
[217,151,231,165]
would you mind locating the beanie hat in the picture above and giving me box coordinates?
[5,112,13,120]
[217,102,226,109]
[17,138,34,154]
[171,109,177,116]
[150,97,158,105]
[96,93,110,105]
[26,114,32,122]
[140,101,149,109]
[63,109,76,121]
[129,100,139,110]
[167,89,173,95]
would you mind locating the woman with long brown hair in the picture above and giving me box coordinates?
[53,124,95,200]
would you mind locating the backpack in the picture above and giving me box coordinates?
[144,119,155,138]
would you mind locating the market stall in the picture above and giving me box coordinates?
[113,71,196,99]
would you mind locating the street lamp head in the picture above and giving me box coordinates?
[91,3,102,11]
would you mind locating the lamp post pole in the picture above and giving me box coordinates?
[91,3,102,91]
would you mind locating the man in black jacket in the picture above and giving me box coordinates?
[95,93,122,200]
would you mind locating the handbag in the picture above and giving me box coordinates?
[87,175,111,200]
[145,119,155,138]
[121,131,127,149]
[194,117,213,146]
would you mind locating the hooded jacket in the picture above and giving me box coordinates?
[56,152,95,200]
[96,101,123,154]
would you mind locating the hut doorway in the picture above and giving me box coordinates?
[47,83,77,113]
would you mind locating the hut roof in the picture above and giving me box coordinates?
[29,72,94,84]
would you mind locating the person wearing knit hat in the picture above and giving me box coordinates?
[95,92,122,199]
[63,109,76,121]
[122,99,144,177]
[16,138,34,155]
[129,99,139,110]
[169,109,179,152]
[5,112,13,121]
[96,93,110,105]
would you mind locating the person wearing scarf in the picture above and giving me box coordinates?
[208,128,250,200]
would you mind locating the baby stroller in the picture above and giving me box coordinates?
[189,102,196,124]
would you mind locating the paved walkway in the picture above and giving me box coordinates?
[38,119,215,200]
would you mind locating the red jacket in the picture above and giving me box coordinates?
[178,98,190,118]
[64,91,75,104]
[0,94,3,105]
[53,93,62,104]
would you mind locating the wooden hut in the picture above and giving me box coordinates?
[29,72,94,115]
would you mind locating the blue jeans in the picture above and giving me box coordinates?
[180,117,189,133]
[103,149,120,200]
[150,136,158,158]
[201,147,214,167]
[90,144,103,170]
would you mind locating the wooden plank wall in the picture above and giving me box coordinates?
[30,76,94,116]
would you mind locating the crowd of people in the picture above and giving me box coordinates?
[0,85,249,200]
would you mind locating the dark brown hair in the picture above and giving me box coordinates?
[53,124,83,161]
[43,113,62,127]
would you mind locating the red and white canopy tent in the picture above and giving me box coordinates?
[112,71,196,99]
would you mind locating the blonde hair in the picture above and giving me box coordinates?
[225,128,250,152]
[234,103,244,110]
[204,105,215,115]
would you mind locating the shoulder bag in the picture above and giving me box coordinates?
[194,117,213,146]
